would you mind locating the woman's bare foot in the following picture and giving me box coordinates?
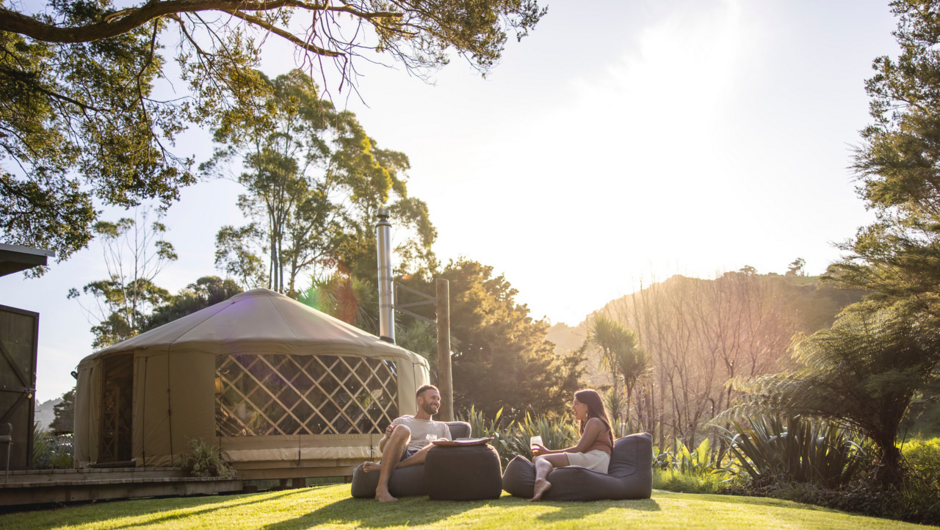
[362,462,381,473]
[529,478,552,501]
[375,488,397,502]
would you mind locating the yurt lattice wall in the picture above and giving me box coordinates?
[215,354,399,437]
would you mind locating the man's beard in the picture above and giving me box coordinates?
[422,403,439,416]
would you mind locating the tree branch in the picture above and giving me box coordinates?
[0,1,401,45]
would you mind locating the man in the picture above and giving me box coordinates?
[362,384,452,502]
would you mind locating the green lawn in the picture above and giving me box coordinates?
[0,484,933,530]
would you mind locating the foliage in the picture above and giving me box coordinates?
[49,386,75,434]
[657,437,725,476]
[174,438,235,478]
[297,273,377,333]
[67,208,176,348]
[0,9,188,269]
[458,407,578,468]
[0,0,545,267]
[32,424,72,469]
[588,316,650,429]
[395,319,439,376]
[653,468,729,494]
[717,415,871,489]
[207,69,435,294]
[826,0,940,328]
[142,276,243,332]
[399,260,586,421]
[723,306,940,484]
[901,437,940,492]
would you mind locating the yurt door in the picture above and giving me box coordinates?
[98,353,134,463]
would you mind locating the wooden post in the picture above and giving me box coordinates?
[436,278,454,421]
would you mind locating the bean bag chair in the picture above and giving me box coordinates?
[501,432,653,501]
[424,443,503,501]
[349,421,471,498]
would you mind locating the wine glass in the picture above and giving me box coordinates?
[530,435,543,451]
[426,433,439,444]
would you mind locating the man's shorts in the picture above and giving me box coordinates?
[400,448,418,461]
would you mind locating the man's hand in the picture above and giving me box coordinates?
[385,424,397,437]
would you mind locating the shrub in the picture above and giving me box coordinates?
[458,408,578,468]
[901,437,940,490]
[718,415,871,489]
[32,425,73,469]
[175,438,235,478]
[653,468,728,494]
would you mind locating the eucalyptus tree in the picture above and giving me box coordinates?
[68,208,177,348]
[0,0,545,269]
[207,69,434,294]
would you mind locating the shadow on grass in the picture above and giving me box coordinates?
[268,494,662,529]
[530,498,661,523]
[0,490,298,530]
[654,491,843,513]
[266,496,481,529]
[106,491,299,530]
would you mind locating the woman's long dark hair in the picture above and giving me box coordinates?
[575,389,614,448]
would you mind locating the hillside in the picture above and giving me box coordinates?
[545,273,868,427]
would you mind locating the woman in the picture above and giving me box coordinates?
[529,389,614,501]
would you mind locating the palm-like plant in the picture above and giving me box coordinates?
[298,273,377,333]
[716,415,870,488]
[589,315,651,430]
[720,305,940,485]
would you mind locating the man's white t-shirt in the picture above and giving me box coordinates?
[391,416,452,451]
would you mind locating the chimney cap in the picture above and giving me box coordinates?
[377,208,390,219]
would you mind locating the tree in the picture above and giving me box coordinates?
[399,260,585,421]
[588,315,652,431]
[68,208,176,348]
[827,0,940,323]
[723,305,940,485]
[142,276,243,332]
[0,0,545,266]
[787,257,806,277]
[297,272,377,333]
[207,69,434,294]
[50,386,75,434]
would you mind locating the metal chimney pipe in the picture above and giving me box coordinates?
[376,208,395,343]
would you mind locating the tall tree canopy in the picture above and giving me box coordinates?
[398,260,585,420]
[828,0,940,323]
[207,69,435,294]
[0,0,545,268]
[68,208,177,348]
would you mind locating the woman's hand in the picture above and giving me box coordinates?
[531,443,550,456]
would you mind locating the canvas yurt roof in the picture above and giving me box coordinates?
[80,288,427,366]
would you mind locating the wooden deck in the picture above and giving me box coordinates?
[0,467,244,507]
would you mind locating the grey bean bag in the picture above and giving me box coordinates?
[349,421,471,498]
[501,432,653,501]
[424,443,502,501]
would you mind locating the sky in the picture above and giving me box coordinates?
[1,0,900,403]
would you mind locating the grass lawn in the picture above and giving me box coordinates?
[1,485,935,530]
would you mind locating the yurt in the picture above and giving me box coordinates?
[73,289,429,478]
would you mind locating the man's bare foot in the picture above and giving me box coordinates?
[375,489,398,502]
[362,462,381,473]
[529,478,552,501]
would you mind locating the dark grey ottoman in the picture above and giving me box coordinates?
[349,421,471,498]
[501,432,653,501]
[424,443,502,501]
